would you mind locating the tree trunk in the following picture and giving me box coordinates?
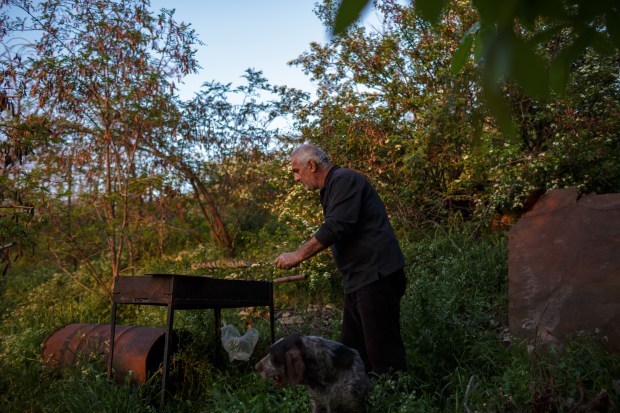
[143,146,234,256]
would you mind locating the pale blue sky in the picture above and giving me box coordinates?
[5,0,378,102]
[149,0,330,100]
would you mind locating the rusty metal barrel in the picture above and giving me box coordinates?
[42,323,171,383]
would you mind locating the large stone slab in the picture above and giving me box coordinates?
[508,188,620,352]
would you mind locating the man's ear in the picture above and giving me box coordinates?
[308,160,317,172]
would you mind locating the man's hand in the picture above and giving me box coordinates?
[273,237,327,270]
[274,252,301,270]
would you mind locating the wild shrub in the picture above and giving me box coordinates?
[400,228,509,408]
[400,228,620,411]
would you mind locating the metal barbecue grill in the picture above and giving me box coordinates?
[108,272,303,406]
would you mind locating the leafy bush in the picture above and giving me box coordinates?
[401,228,510,409]
[400,228,620,411]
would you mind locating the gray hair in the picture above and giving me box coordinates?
[291,144,329,167]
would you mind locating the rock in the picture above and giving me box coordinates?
[508,188,620,352]
[278,310,304,325]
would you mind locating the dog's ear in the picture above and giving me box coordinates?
[284,346,305,387]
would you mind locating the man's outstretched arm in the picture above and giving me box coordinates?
[273,236,327,270]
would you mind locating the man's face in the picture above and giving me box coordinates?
[291,155,318,191]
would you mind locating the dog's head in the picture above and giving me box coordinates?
[255,334,358,388]
[255,333,306,387]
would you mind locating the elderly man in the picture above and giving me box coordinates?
[274,144,407,375]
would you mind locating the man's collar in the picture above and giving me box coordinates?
[320,165,339,191]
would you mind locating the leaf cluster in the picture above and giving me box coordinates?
[333,0,620,132]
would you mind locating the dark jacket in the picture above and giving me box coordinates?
[313,166,405,293]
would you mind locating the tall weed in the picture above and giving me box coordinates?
[401,228,619,411]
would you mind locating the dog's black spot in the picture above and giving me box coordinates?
[332,344,355,369]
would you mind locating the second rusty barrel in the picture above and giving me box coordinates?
[42,323,172,383]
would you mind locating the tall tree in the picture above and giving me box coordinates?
[281,0,619,230]
[138,69,281,257]
[284,0,483,226]
[0,6,45,279]
[331,0,620,130]
[1,0,202,289]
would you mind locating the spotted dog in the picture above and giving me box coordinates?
[255,333,371,413]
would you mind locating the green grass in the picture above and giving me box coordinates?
[1,230,618,412]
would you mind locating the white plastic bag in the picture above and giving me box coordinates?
[220,323,259,362]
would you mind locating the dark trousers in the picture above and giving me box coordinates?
[341,268,407,375]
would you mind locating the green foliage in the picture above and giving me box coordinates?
[284,0,620,227]
[488,50,620,211]
[331,0,620,131]
[333,0,370,34]
[0,0,619,411]
[495,333,620,411]
[401,229,509,405]
[368,373,440,412]
[1,230,619,412]
[0,0,245,274]
[286,0,486,227]
[400,230,620,411]
[44,364,155,413]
